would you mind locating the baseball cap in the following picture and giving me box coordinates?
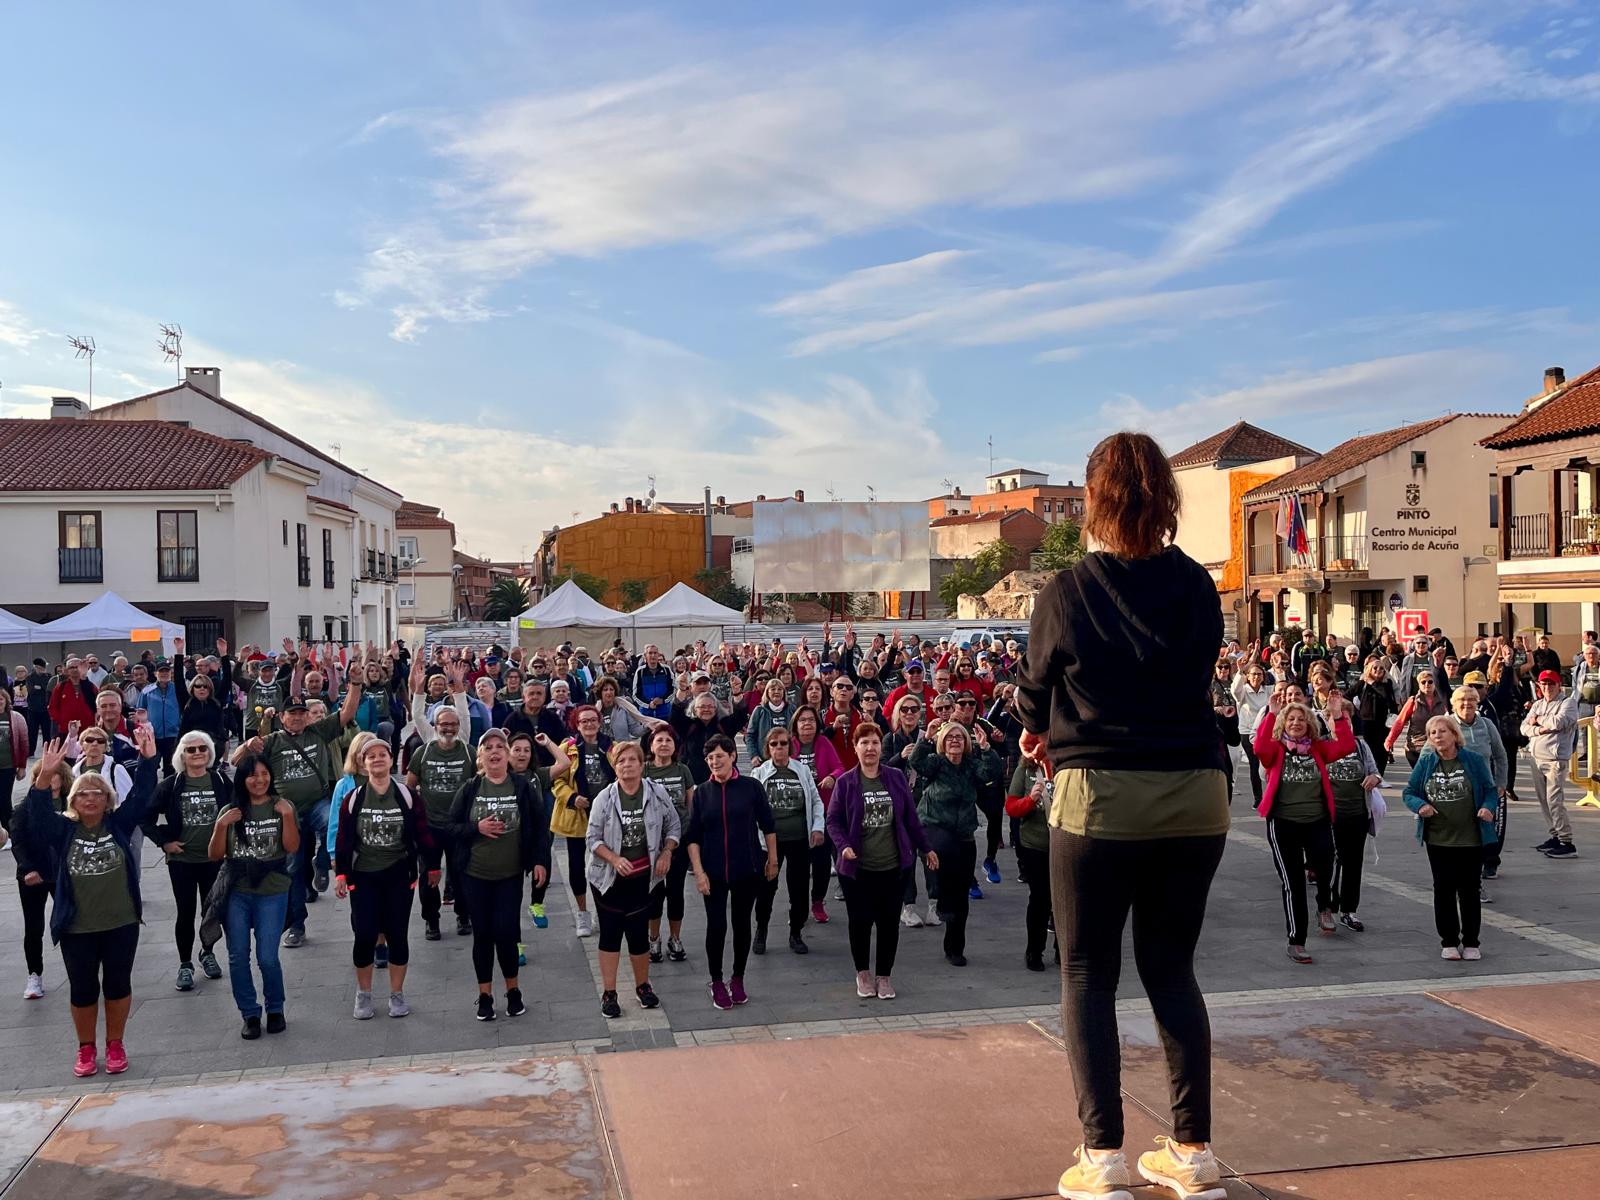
[479,727,510,747]
[284,699,308,713]
[906,659,925,672]
[154,658,172,670]
[1538,670,1563,685]
[485,655,501,665]
[1462,670,1488,686]
[817,661,838,673]
[690,670,711,683]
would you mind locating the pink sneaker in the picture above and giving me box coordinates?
[811,901,829,924]
[104,1040,128,1075]
[709,980,732,1010]
[855,970,875,997]
[876,976,896,1000]
[729,976,749,1005]
[73,1044,97,1078]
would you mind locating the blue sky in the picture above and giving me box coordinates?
[3,1,1598,557]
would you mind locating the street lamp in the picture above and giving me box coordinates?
[409,557,427,619]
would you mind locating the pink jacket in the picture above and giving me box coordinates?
[1253,712,1356,821]
[3,711,27,773]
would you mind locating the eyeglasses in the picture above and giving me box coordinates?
[861,694,879,703]
[956,698,977,707]
[768,738,790,746]
[902,704,923,712]
[81,736,107,745]
[183,746,208,754]
[833,683,855,691]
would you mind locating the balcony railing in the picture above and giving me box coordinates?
[363,549,378,580]
[157,546,199,583]
[1562,509,1600,555]
[59,546,103,583]
[324,559,336,589]
[1509,513,1551,559]
[297,554,312,587]
[1322,534,1368,571]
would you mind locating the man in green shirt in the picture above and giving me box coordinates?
[235,675,362,947]
[406,706,474,939]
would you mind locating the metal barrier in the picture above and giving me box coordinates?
[1571,717,1600,809]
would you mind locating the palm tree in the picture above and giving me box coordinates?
[483,577,530,621]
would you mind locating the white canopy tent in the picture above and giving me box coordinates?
[513,580,633,653]
[0,606,42,647]
[31,591,187,659]
[628,582,745,652]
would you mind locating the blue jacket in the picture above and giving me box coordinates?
[141,681,183,738]
[1402,748,1499,847]
[27,756,158,943]
[632,663,674,719]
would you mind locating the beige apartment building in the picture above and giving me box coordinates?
[396,502,458,639]
[1241,414,1513,645]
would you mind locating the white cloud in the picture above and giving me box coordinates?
[0,300,47,350]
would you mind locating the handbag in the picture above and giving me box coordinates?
[197,860,241,956]
[547,745,589,838]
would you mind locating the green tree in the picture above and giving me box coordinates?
[1034,519,1088,572]
[938,540,1018,612]
[618,578,650,612]
[695,567,751,613]
[548,566,610,602]
[482,577,531,620]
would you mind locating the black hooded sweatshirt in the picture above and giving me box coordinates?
[1014,546,1226,775]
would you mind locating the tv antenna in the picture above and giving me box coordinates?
[158,324,184,378]
[67,335,96,407]
[987,435,994,477]
[940,477,954,492]
[867,484,876,503]
[331,442,342,460]
[826,485,838,503]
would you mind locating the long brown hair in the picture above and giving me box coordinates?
[1083,431,1181,559]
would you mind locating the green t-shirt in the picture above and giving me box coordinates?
[1008,761,1050,852]
[246,678,287,731]
[1324,751,1369,820]
[412,739,473,824]
[643,762,694,827]
[617,784,648,863]
[66,824,135,935]
[858,774,899,872]
[263,714,342,814]
[1423,759,1480,847]
[467,777,522,881]
[763,764,809,843]
[355,783,407,873]
[231,800,290,896]
[176,773,220,863]
[1273,753,1327,824]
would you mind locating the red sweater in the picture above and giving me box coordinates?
[1252,713,1356,821]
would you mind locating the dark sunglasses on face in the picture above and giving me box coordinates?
[81,736,107,745]
[183,746,208,754]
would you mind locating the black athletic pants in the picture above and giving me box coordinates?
[167,859,221,964]
[1266,816,1333,945]
[349,862,414,969]
[463,873,522,984]
[19,876,49,976]
[1427,843,1482,949]
[840,867,902,976]
[928,828,977,958]
[647,850,689,923]
[1016,844,1052,959]
[755,839,811,937]
[1051,827,1227,1150]
[1328,813,1368,916]
[703,874,760,982]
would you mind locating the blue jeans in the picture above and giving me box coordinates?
[285,801,329,932]
[225,889,289,1018]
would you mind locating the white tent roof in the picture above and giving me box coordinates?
[630,582,745,627]
[32,592,186,644]
[0,606,42,646]
[514,580,633,630]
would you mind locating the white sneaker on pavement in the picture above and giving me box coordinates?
[575,910,594,938]
[924,903,942,927]
[900,903,923,928]
[23,973,44,1000]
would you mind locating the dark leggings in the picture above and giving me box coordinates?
[594,872,652,955]
[1241,742,1264,804]
[1362,725,1390,773]
[1051,827,1227,1150]
[349,862,414,969]
[19,877,49,976]
[755,839,811,936]
[980,797,1004,862]
[809,839,832,903]
[167,859,221,963]
[703,874,761,982]
[928,829,977,957]
[463,873,523,984]
[1266,816,1333,945]
[61,923,140,1008]
[530,836,586,903]
[1329,813,1368,914]
[1016,844,1052,958]
[840,867,902,976]
[27,710,47,753]
[1426,843,1482,949]
[647,850,689,923]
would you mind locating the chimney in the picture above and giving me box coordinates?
[1545,367,1566,394]
[185,366,222,398]
[715,495,726,507]
[953,486,962,498]
[610,502,620,513]
[50,396,89,420]
[756,494,766,502]
[625,497,635,513]
[794,488,805,501]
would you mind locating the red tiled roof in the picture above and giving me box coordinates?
[1243,416,1465,502]
[0,418,268,491]
[397,501,454,529]
[1169,421,1317,469]
[1481,363,1600,449]
[931,510,1039,527]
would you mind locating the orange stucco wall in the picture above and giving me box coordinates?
[554,513,708,606]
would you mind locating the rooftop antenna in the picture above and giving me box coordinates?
[826,484,838,503]
[940,477,954,492]
[331,442,342,460]
[987,435,994,477]
[158,323,184,379]
[866,484,876,503]
[67,335,96,407]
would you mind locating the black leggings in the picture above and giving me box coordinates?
[1266,816,1333,945]
[1241,742,1264,804]
[594,872,652,956]
[1329,813,1368,915]
[928,829,977,957]
[531,836,586,903]
[1016,844,1052,958]
[419,839,458,925]
[463,873,523,984]
[980,797,1004,862]
[840,867,902,976]
[349,862,414,969]
[647,850,689,924]
[61,923,140,1008]
[19,876,49,976]
[1427,843,1482,949]
[755,839,811,936]
[167,859,221,963]
[809,839,832,903]
[703,874,761,982]
[1051,827,1227,1150]
[1362,725,1390,773]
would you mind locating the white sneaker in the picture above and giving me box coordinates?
[1057,1145,1134,1200]
[924,903,942,927]
[1462,947,1482,961]
[23,973,44,1000]
[1441,946,1463,961]
[575,910,594,938]
[900,904,924,928]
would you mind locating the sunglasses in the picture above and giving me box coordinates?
[768,737,790,746]
[183,746,208,754]
[81,736,107,745]
[902,704,923,712]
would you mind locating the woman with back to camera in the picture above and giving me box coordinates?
[1014,432,1230,1200]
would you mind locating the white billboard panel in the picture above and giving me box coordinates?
[752,502,931,592]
